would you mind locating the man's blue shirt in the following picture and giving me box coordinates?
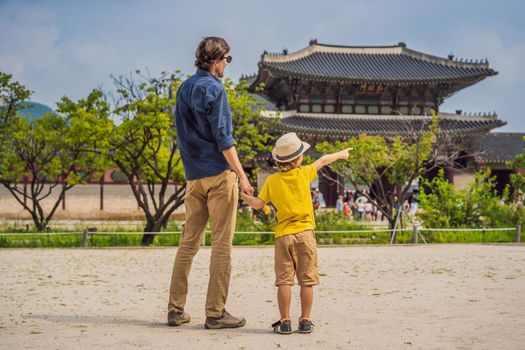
[175,69,234,180]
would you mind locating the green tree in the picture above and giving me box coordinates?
[510,135,525,199]
[0,90,112,230]
[0,72,32,124]
[224,79,275,168]
[0,72,32,174]
[109,71,186,246]
[417,169,465,228]
[419,168,522,228]
[316,112,458,240]
[461,169,502,227]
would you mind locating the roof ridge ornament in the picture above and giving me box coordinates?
[309,38,318,46]
[459,111,498,119]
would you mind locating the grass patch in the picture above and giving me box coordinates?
[0,212,518,247]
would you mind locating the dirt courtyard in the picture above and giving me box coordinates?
[1,245,524,349]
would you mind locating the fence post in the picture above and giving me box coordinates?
[412,224,418,244]
[516,224,521,244]
[82,227,97,248]
[82,229,89,248]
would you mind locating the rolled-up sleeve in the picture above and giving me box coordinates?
[205,86,234,152]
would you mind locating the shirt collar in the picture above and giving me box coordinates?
[196,69,222,83]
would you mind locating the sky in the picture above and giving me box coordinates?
[1,0,524,131]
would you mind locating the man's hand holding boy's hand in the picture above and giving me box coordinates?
[240,191,265,210]
[239,175,254,196]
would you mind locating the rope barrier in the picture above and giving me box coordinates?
[0,227,516,236]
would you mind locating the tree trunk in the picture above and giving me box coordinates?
[389,217,397,243]
[139,185,186,246]
[34,215,46,231]
[141,219,160,246]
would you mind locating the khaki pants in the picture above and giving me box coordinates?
[168,170,238,318]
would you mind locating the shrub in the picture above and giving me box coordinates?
[418,169,525,229]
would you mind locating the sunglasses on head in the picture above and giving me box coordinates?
[223,55,232,63]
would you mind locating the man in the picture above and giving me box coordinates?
[168,37,253,329]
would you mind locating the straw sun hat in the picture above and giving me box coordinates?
[271,132,310,163]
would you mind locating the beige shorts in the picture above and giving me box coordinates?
[274,230,319,286]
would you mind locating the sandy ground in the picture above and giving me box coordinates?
[0,245,524,350]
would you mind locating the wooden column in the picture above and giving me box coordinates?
[23,176,27,206]
[445,163,454,184]
[335,82,343,113]
[390,85,399,115]
[61,177,66,210]
[291,78,299,110]
[99,176,104,210]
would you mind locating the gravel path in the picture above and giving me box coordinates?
[1,245,524,349]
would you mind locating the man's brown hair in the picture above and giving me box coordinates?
[195,37,230,71]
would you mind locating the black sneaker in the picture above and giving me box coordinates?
[272,319,292,334]
[298,319,314,333]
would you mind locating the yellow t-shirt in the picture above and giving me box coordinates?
[258,164,318,238]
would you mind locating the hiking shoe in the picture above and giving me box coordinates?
[298,319,314,333]
[272,319,292,334]
[204,309,246,329]
[167,310,190,327]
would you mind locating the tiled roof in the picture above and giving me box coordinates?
[259,42,496,83]
[263,111,505,137]
[469,132,525,164]
[248,93,278,111]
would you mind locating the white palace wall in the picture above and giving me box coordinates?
[0,184,185,220]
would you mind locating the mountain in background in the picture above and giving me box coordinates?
[17,102,55,120]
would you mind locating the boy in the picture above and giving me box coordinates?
[241,132,350,334]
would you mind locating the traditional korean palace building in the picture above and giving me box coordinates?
[245,40,525,206]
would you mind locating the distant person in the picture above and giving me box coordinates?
[409,190,419,216]
[376,207,383,222]
[356,197,366,220]
[393,195,401,211]
[371,198,379,221]
[311,188,319,210]
[364,201,373,221]
[343,201,352,220]
[336,195,344,213]
[168,37,252,330]
[403,199,410,212]
[348,193,356,217]
[315,188,326,208]
[241,132,351,334]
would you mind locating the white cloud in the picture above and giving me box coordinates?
[452,27,525,86]
[297,1,370,47]
[0,1,61,75]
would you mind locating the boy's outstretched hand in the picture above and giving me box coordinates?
[314,147,353,171]
[339,148,353,160]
